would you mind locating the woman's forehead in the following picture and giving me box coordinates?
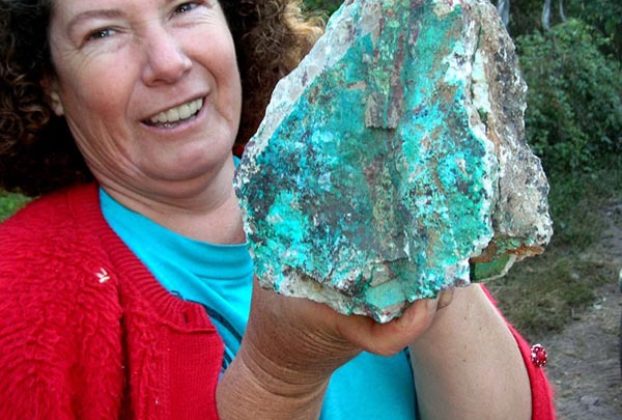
[50,0,219,15]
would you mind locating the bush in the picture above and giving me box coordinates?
[0,193,29,222]
[517,19,622,173]
[565,0,622,61]
[302,0,341,15]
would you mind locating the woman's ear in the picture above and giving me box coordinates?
[48,90,64,117]
[41,77,64,117]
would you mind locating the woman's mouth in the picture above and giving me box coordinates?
[145,98,204,127]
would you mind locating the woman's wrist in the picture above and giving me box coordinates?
[236,317,342,389]
[217,343,330,419]
[216,287,359,419]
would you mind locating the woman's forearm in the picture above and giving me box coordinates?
[409,284,532,420]
[216,278,448,419]
[216,282,354,419]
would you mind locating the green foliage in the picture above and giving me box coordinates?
[566,0,622,60]
[302,0,341,15]
[517,19,622,173]
[508,0,622,58]
[507,0,545,36]
[0,192,29,222]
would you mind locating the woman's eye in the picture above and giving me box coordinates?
[174,2,199,14]
[86,28,115,42]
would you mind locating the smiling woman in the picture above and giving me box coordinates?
[0,0,553,419]
[0,0,321,197]
[45,0,244,209]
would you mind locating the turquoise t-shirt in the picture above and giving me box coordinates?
[100,188,417,419]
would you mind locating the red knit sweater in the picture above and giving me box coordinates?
[0,183,555,419]
[0,184,223,419]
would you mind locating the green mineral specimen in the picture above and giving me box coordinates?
[235,0,553,322]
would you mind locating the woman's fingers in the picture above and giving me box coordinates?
[336,296,440,356]
[251,276,456,362]
[437,287,455,309]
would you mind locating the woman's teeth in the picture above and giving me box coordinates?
[149,98,203,125]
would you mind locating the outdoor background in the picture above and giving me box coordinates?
[1,0,621,417]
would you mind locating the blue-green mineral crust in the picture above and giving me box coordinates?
[235,0,553,322]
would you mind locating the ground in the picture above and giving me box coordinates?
[536,200,622,419]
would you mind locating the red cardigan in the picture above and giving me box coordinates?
[0,184,223,418]
[0,183,555,419]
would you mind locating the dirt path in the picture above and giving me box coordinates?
[536,201,622,419]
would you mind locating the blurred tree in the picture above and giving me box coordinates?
[566,0,622,60]
[497,0,511,27]
[509,0,621,58]
[303,0,341,15]
[559,0,567,22]
[542,0,552,30]
[517,19,622,172]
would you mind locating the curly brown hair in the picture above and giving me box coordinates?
[0,0,323,196]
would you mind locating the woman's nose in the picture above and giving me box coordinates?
[141,28,192,85]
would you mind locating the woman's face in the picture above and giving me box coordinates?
[47,0,242,197]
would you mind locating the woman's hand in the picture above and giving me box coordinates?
[217,279,450,419]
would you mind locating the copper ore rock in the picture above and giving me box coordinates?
[234,0,553,322]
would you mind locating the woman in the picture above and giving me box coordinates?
[0,0,554,418]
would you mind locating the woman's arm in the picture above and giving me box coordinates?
[217,278,440,419]
[217,280,554,419]
[409,284,540,420]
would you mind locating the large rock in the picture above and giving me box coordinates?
[235,0,553,322]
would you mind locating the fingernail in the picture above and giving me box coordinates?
[427,296,438,311]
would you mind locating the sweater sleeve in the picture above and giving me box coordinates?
[481,285,556,420]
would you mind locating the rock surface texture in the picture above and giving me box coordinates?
[235,0,553,322]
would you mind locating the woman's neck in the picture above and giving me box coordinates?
[101,158,246,244]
